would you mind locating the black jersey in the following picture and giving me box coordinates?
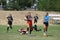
[7,16,13,22]
[25,15,32,21]
[34,16,38,21]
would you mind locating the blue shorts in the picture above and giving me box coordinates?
[43,22,48,27]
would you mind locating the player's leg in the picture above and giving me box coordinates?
[27,24,29,31]
[43,24,47,36]
[30,27,33,34]
[43,23,48,36]
[10,25,12,29]
[46,23,48,32]
[34,20,37,31]
[34,24,37,31]
[30,27,31,34]
[34,21,41,31]
[44,24,46,32]
[34,20,39,31]
[10,22,12,29]
[7,22,10,32]
[7,24,10,32]
[34,24,41,31]
[45,23,48,35]
[22,31,26,35]
[29,23,33,34]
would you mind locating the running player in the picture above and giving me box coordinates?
[33,14,41,31]
[43,13,49,36]
[7,14,13,32]
[24,12,33,34]
[34,14,39,24]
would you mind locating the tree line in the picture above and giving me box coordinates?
[37,0,60,11]
[0,0,60,11]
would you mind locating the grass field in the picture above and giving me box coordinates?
[0,25,60,40]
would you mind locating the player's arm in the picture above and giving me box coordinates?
[30,16,32,20]
[7,16,8,19]
[37,16,39,19]
[24,16,28,21]
[11,16,13,21]
[12,17,13,21]
[48,16,50,23]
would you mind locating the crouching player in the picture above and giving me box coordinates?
[7,14,13,32]
[43,13,49,36]
[18,27,28,35]
[24,12,33,34]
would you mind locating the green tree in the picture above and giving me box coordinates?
[37,0,60,11]
[1,0,34,10]
[19,0,34,7]
[0,0,1,5]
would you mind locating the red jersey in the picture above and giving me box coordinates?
[25,15,32,27]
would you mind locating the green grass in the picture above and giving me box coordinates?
[0,25,60,40]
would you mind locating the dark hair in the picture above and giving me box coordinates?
[46,12,48,16]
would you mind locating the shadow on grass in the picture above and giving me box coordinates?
[28,34,38,37]
[47,35,53,37]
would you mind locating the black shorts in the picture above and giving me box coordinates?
[43,22,48,27]
[8,21,12,25]
[34,20,37,23]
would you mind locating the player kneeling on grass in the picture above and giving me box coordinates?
[18,27,28,35]
[43,13,49,36]
[7,14,13,32]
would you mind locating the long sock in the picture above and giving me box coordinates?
[10,26,12,29]
[34,25,41,31]
[34,25,37,31]
[7,27,9,32]
[46,27,48,32]
[30,27,33,34]
[27,27,29,31]
[44,30,45,32]
[45,31,47,34]
[44,28,46,32]
[30,30,32,34]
